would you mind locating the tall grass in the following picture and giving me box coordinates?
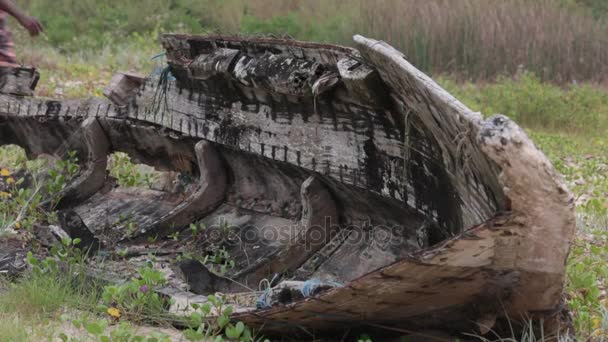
[14,0,608,83]
[0,273,86,317]
[238,0,608,83]
[438,72,608,134]
[354,0,608,83]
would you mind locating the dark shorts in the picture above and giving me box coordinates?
[0,12,17,67]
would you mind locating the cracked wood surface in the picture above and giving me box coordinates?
[0,34,575,337]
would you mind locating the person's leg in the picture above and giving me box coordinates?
[0,12,18,67]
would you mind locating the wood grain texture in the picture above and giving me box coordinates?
[0,34,574,338]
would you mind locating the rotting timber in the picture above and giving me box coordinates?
[0,35,575,338]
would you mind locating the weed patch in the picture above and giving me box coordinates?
[108,152,159,188]
[439,74,608,135]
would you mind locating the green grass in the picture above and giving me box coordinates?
[531,132,608,220]
[439,74,608,135]
[0,145,29,172]
[12,0,608,83]
[0,241,182,341]
[567,230,608,337]
[0,312,60,342]
[13,30,160,99]
[530,132,608,340]
[0,273,88,318]
[0,268,98,341]
[108,152,160,189]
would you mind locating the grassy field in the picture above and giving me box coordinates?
[14,0,608,83]
[0,0,607,340]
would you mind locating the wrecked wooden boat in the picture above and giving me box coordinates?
[0,35,575,338]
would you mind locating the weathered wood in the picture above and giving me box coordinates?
[0,34,575,338]
[53,118,110,208]
[225,176,340,286]
[103,72,147,107]
[134,140,227,240]
[0,66,39,96]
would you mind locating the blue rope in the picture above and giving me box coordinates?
[150,52,175,82]
[150,52,166,60]
[256,274,278,310]
[301,279,343,298]
[256,277,343,309]
[256,287,272,310]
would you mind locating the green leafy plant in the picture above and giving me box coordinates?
[46,150,80,208]
[66,318,172,342]
[0,174,43,232]
[204,247,236,276]
[176,247,236,277]
[190,222,206,240]
[116,213,140,238]
[108,152,158,188]
[0,149,81,233]
[183,295,267,342]
[1,236,98,333]
[357,334,372,342]
[99,265,169,323]
[26,237,84,276]
[167,231,180,241]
